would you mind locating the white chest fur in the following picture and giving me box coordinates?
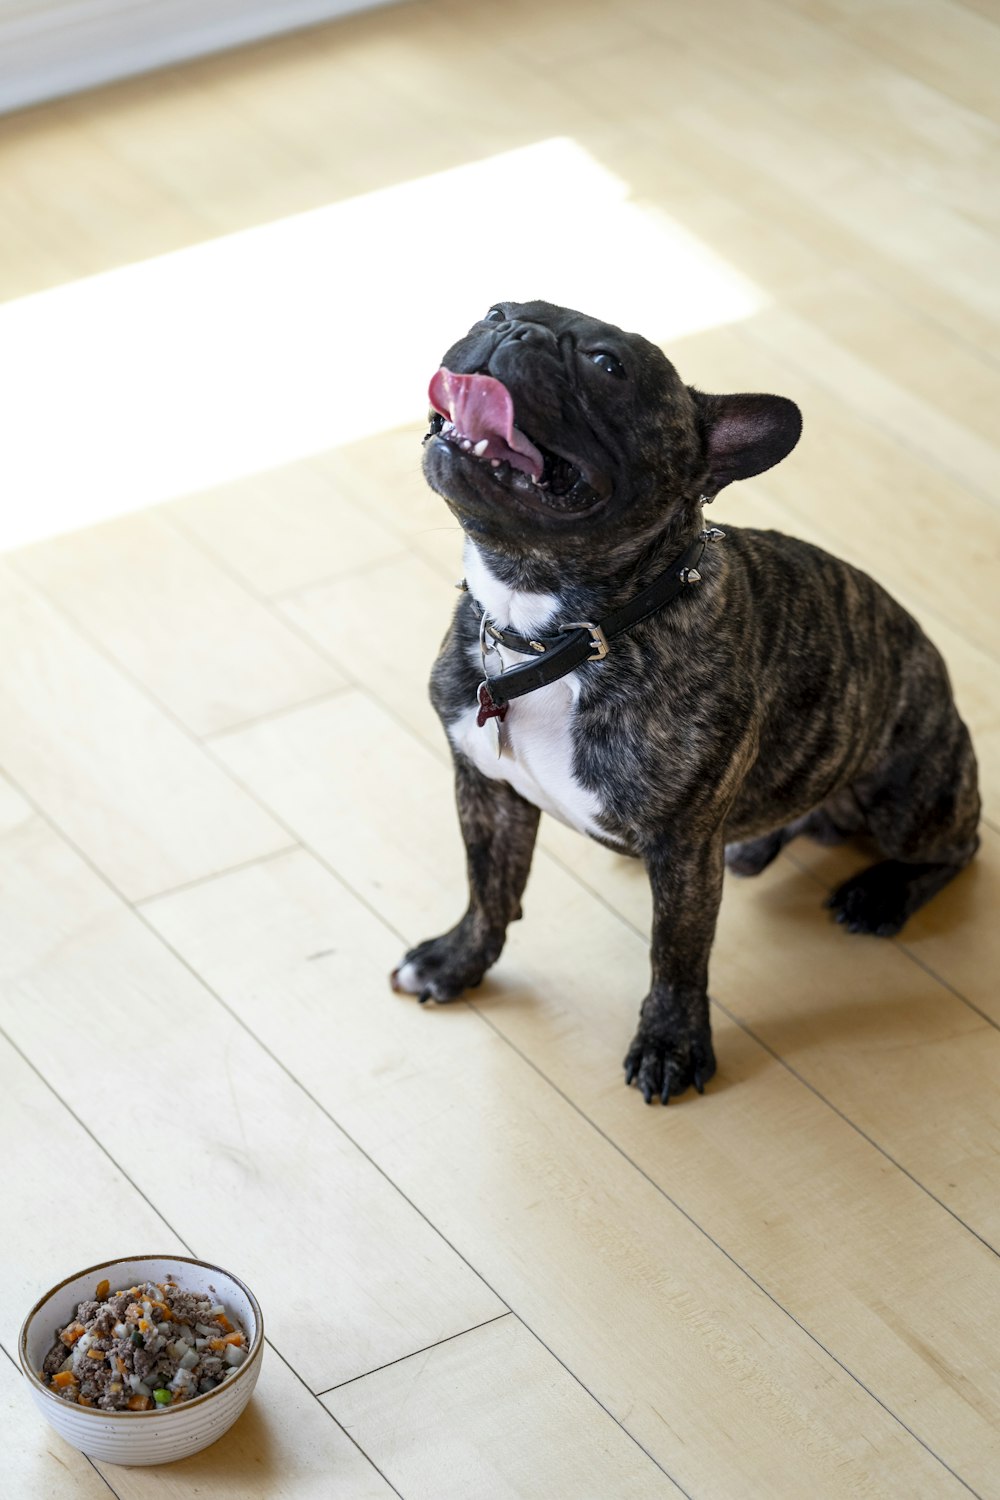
[447,544,607,839]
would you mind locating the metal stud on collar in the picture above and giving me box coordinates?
[701,526,726,544]
[679,567,702,585]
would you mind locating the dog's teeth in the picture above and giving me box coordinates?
[461,439,472,451]
[473,439,488,457]
[490,459,500,468]
[441,420,454,434]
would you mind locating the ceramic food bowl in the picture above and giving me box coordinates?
[19,1254,263,1466]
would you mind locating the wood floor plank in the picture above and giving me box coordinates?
[0,565,289,901]
[204,705,999,1493]
[140,844,970,1497]
[311,428,465,583]
[324,1315,681,1499]
[202,0,600,199]
[737,302,999,507]
[0,93,209,298]
[279,552,448,749]
[646,0,1000,234]
[0,1034,187,1354]
[79,66,335,239]
[167,457,406,600]
[773,271,1000,457]
[13,512,343,736]
[786,0,1000,125]
[0,807,504,1392]
[0,772,31,837]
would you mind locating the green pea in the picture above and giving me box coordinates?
[153,1388,172,1406]
[130,1331,143,1347]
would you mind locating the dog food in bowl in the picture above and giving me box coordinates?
[41,1276,248,1412]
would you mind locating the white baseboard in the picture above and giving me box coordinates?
[0,0,396,114]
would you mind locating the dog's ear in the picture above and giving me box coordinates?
[691,391,802,494]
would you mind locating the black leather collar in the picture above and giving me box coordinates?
[466,529,723,721]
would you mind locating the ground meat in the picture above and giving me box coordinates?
[42,1343,68,1376]
[39,1277,249,1412]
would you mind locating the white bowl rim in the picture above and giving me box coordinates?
[19,1253,264,1420]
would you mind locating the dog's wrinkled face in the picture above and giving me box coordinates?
[422,299,802,564]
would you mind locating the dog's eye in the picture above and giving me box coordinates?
[588,350,626,379]
[484,306,506,324]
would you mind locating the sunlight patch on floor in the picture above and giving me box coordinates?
[0,137,765,551]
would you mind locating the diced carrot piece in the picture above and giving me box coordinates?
[127,1394,152,1411]
[78,1394,93,1407]
[86,1348,106,1360]
[52,1371,78,1388]
[138,1318,150,1332]
[221,1332,244,1347]
[208,1338,226,1351]
[59,1322,85,1346]
[115,1356,126,1374]
[95,1279,110,1301]
[215,1313,233,1332]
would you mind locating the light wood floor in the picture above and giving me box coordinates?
[2,1,999,1496]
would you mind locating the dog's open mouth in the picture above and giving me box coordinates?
[425,368,600,512]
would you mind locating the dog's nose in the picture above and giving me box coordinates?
[501,321,558,349]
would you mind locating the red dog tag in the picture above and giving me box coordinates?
[476,682,509,727]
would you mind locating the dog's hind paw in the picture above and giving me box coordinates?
[623,1024,716,1105]
[825,858,961,937]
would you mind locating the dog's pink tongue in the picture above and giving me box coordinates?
[429,368,544,479]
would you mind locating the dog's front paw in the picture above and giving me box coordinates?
[390,921,500,1005]
[623,1010,716,1105]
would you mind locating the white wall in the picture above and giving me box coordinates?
[0,0,396,114]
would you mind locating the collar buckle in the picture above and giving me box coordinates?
[558,620,610,661]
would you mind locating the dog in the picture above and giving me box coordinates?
[390,300,980,1104]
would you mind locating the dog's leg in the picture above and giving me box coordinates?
[726,788,866,876]
[827,703,979,936]
[391,754,540,1003]
[624,832,724,1103]
[724,828,786,876]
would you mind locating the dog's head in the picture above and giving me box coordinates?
[423,300,801,565]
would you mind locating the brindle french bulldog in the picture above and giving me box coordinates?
[390,300,980,1104]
